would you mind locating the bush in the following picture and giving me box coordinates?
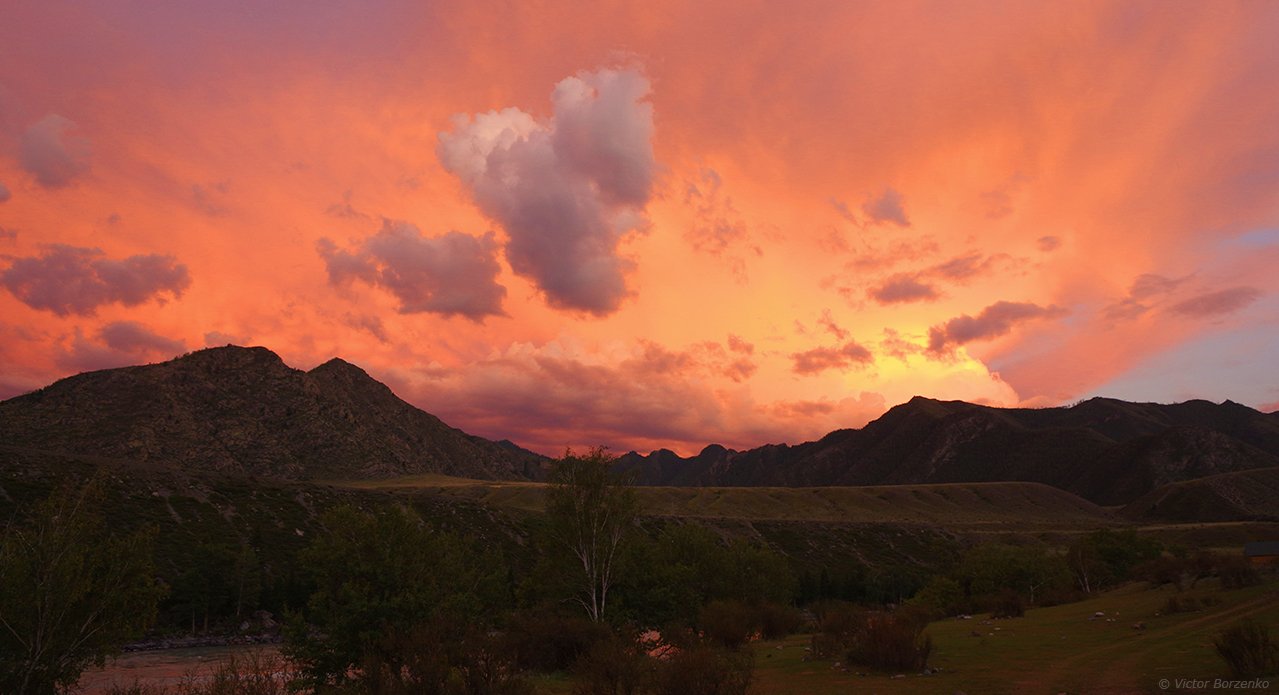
[1217,556,1261,589]
[283,505,506,689]
[756,603,802,640]
[360,623,453,694]
[698,601,756,650]
[809,602,865,659]
[908,576,965,619]
[1136,556,1186,590]
[504,609,612,672]
[990,590,1025,619]
[654,645,752,695]
[454,631,533,695]
[1162,595,1199,614]
[1215,621,1279,678]
[845,613,932,673]
[572,637,650,695]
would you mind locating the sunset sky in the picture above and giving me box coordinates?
[2,1,1278,455]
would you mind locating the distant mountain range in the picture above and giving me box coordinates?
[2,346,1276,510]
[0,346,547,481]
[614,396,1279,505]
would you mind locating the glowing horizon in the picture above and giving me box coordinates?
[1,1,1277,456]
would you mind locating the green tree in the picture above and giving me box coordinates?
[545,448,638,623]
[957,543,1069,605]
[0,478,165,695]
[283,504,505,690]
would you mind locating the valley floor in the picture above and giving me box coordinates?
[76,578,1278,694]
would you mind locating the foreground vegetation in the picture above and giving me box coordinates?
[84,575,1279,694]
[2,449,1277,694]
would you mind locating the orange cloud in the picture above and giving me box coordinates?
[1,1,1277,452]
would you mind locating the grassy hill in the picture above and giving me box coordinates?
[1123,467,1279,523]
[339,473,1115,528]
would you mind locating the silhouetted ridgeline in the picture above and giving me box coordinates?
[3,346,1276,510]
[613,396,1279,505]
[0,346,548,481]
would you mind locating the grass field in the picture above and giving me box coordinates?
[747,579,1279,695]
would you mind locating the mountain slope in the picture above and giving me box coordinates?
[1122,466,1279,523]
[0,346,547,480]
[615,396,1279,505]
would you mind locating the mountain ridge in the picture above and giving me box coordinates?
[4,348,1277,508]
[613,395,1279,505]
[0,345,547,481]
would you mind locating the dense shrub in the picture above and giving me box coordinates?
[908,575,965,619]
[845,613,932,673]
[756,603,803,640]
[956,543,1070,606]
[453,631,533,695]
[1217,556,1261,589]
[809,602,865,659]
[1136,555,1188,590]
[654,645,752,695]
[360,623,453,694]
[1215,621,1278,678]
[283,505,507,690]
[1162,595,1200,614]
[989,589,1025,619]
[698,600,756,650]
[504,609,612,672]
[572,638,651,695]
[1138,552,1255,592]
[1066,529,1163,593]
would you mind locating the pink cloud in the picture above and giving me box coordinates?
[928,301,1066,356]
[317,220,506,322]
[1167,287,1262,318]
[1036,235,1060,252]
[862,188,910,227]
[19,115,91,188]
[791,341,874,375]
[57,321,186,372]
[437,67,655,315]
[1,245,190,316]
[867,273,940,304]
[930,253,1000,281]
[726,334,754,354]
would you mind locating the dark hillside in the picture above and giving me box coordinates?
[616,396,1279,505]
[0,346,547,481]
